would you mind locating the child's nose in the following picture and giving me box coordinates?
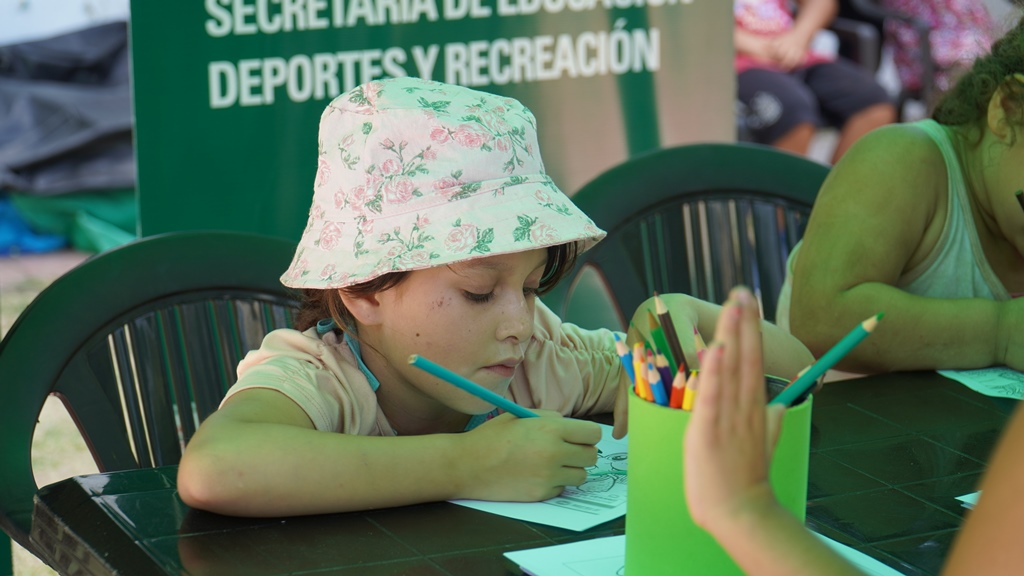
[496,295,534,342]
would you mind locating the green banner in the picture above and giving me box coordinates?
[130,1,732,239]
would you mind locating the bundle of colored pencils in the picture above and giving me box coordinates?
[614,294,705,411]
[613,294,883,410]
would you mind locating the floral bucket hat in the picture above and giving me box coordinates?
[282,77,607,289]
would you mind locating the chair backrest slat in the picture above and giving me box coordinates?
[0,230,301,563]
[543,143,828,330]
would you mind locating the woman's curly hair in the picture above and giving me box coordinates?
[932,17,1024,143]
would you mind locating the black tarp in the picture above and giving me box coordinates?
[0,20,134,195]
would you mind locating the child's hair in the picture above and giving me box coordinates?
[283,77,606,332]
[932,16,1024,143]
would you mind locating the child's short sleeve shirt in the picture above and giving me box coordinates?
[220,300,623,435]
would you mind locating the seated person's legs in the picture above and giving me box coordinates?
[803,59,896,162]
[737,68,820,156]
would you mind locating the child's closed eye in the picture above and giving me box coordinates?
[463,290,495,303]
[463,287,540,303]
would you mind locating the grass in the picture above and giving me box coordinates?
[3,259,98,576]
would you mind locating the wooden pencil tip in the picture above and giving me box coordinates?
[647,310,659,327]
[407,354,419,364]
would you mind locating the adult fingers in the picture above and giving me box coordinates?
[735,287,766,412]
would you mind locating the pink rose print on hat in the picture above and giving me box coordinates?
[319,263,337,280]
[446,219,494,254]
[384,177,416,204]
[379,158,401,175]
[445,222,477,253]
[376,217,439,270]
[430,127,450,144]
[453,124,491,149]
[317,222,344,250]
[316,157,331,187]
[530,222,559,244]
[287,256,309,281]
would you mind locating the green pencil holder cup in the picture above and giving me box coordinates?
[624,375,812,575]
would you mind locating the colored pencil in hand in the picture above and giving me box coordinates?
[408,354,538,418]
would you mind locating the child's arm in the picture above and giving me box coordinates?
[688,287,1024,576]
[683,287,866,576]
[789,124,1024,373]
[177,389,601,517]
[628,293,814,381]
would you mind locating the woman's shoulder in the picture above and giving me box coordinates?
[844,122,946,167]
[827,122,948,205]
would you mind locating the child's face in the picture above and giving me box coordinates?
[361,248,548,418]
[987,136,1024,246]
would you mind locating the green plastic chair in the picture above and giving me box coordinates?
[542,142,829,331]
[0,230,301,573]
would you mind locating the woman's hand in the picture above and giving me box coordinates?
[683,287,787,534]
[769,29,812,70]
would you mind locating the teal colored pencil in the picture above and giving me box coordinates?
[770,313,884,407]
[408,354,538,418]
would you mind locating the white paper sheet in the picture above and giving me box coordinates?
[504,533,907,576]
[938,367,1024,399]
[450,424,628,532]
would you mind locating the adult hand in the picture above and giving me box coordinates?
[770,29,812,71]
[737,32,785,67]
[683,287,787,534]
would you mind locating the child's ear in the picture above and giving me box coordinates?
[987,85,1015,143]
[338,290,384,326]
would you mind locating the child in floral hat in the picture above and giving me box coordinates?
[178,77,812,517]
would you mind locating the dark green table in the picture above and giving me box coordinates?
[29,372,1013,575]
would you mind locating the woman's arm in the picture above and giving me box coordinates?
[629,293,814,381]
[790,124,1024,373]
[177,388,601,516]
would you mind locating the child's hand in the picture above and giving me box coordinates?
[683,287,787,534]
[456,410,601,502]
